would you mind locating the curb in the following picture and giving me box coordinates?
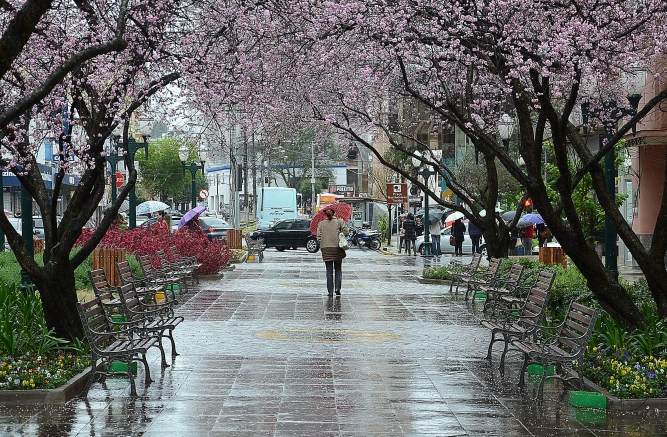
[415,276,452,285]
[199,272,224,280]
[0,367,91,405]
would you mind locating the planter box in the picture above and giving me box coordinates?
[564,369,667,412]
[527,363,555,377]
[108,361,137,375]
[0,367,91,405]
[569,390,607,410]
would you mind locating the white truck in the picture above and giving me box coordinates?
[256,187,298,229]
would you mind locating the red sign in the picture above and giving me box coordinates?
[114,172,125,188]
[386,183,408,205]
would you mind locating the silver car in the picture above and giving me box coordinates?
[415,227,486,255]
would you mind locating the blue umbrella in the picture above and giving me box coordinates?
[517,213,545,228]
[178,205,208,229]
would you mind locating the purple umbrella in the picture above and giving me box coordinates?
[178,205,207,229]
[517,213,545,228]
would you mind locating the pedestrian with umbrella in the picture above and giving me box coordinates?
[316,207,350,297]
[452,218,466,256]
[429,214,442,257]
[468,220,483,254]
[517,213,544,255]
[403,213,417,256]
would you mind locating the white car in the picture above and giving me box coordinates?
[415,227,486,255]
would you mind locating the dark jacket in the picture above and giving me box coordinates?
[402,219,416,239]
[453,220,466,240]
[468,221,482,237]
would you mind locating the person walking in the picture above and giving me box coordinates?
[429,217,442,256]
[468,220,482,254]
[402,213,417,255]
[317,208,349,296]
[452,218,466,256]
[398,215,405,253]
[520,225,535,255]
[156,211,171,234]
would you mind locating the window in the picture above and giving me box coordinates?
[293,220,310,230]
[273,220,291,230]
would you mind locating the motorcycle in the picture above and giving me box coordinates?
[348,227,382,250]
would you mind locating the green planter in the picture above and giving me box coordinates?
[472,291,487,301]
[110,314,127,332]
[108,361,138,375]
[527,363,555,376]
[568,390,607,410]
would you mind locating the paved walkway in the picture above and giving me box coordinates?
[1,249,665,436]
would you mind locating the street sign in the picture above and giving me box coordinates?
[199,189,209,200]
[386,183,408,205]
[328,185,354,197]
[114,172,125,188]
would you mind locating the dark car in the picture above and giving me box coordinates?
[199,216,233,241]
[251,219,319,253]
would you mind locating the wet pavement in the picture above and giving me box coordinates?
[1,249,666,436]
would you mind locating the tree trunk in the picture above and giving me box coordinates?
[642,264,667,319]
[484,227,511,258]
[34,266,83,340]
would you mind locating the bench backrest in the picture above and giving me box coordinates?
[116,261,135,286]
[503,264,525,290]
[518,270,556,326]
[466,253,483,273]
[555,301,598,357]
[138,254,158,277]
[117,283,143,317]
[89,269,115,301]
[486,258,501,279]
[77,298,112,349]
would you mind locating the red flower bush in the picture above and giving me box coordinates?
[77,226,231,274]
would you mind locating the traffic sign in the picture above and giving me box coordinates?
[199,189,209,200]
[386,183,408,205]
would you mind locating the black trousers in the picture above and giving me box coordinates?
[471,235,481,253]
[454,239,464,255]
[325,260,342,293]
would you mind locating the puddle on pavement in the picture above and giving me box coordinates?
[256,327,401,343]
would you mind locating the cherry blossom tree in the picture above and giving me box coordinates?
[0,0,224,339]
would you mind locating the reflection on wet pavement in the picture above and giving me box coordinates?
[1,249,665,436]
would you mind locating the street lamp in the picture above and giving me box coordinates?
[498,113,515,150]
[412,150,434,257]
[105,134,123,204]
[179,144,206,210]
[127,133,149,229]
[580,68,646,279]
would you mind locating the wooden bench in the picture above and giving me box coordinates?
[481,263,526,314]
[117,283,184,368]
[463,258,501,302]
[448,253,483,294]
[509,301,598,400]
[77,298,158,396]
[156,249,195,292]
[499,270,555,309]
[481,280,552,373]
[117,260,168,303]
[137,254,185,300]
[245,234,265,262]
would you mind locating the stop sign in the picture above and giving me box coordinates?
[114,172,125,188]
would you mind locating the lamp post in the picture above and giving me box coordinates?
[412,150,434,257]
[498,113,515,151]
[581,68,645,279]
[127,135,149,229]
[179,144,206,210]
[105,135,123,204]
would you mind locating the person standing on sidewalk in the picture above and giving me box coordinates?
[452,218,466,256]
[317,208,349,296]
[520,225,535,255]
[468,220,482,254]
[429,217,442,256]
[402,213,417,255]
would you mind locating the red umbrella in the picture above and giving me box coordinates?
[309,203,353,235]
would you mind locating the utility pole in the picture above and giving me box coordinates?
[311,142,316,208]
[251,132,257,218]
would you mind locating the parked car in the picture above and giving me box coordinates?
[416,226,487,255]
[198,216,233,241]
[250,219,319,253]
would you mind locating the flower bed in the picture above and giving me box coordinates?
[580,350,667,399]
[423,266,453,280]
[0,353,89,390]
[76,226,231,274]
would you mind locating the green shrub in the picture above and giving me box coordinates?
[423,266,452,280]
[127,254,143,279]
[377,215,388,242]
